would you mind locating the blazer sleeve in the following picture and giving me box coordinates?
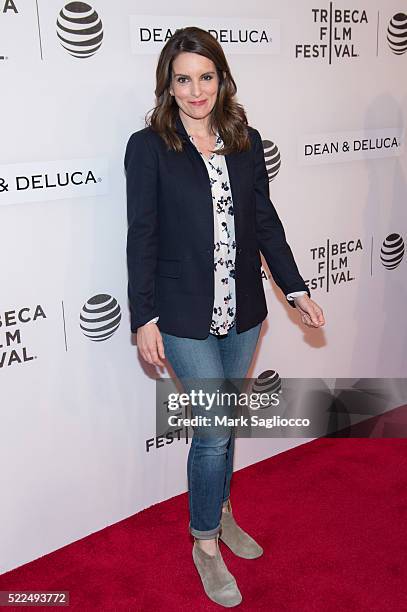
[252,128,310,307]
[124,130,160,332]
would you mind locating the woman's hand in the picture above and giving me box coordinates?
[293,294,325,328]
[136,323,165,366]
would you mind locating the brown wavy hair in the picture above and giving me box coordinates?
[145,26,251,155]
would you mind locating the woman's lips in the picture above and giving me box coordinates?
[189,100,207,106]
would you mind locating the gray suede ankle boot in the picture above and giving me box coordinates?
[192,533,242,607]
[219,500,264,559]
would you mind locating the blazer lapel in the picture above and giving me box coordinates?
[174,112,243,247]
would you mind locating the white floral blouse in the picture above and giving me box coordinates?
[188,131,236,335]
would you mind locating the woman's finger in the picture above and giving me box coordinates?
[144,339,164,366]
[142,348,153,364]
[156,335,165,360]
[302,312,312,326]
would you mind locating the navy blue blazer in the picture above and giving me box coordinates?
[124,113,310,339]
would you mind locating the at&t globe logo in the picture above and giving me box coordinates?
[57,2,103,58]
[262,139,281,182]
[380,233,405,270]
[251,369,282,409]
[387,13,407,55]
[80,294,121,341]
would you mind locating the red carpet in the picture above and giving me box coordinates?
[1,437,407,611]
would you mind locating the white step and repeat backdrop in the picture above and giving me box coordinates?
[0,1,405,573]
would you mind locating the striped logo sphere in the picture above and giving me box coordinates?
[387,13,407,55]
[57,2,103,59]
[250,369,282,409]
[80,294,121,341]
[262,139,281,182]
[380,233,405,270]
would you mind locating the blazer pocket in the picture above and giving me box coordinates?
[157,258,181,278]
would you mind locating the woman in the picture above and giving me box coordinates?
[125,26,325,608]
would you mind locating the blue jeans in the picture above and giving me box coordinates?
[161,321,262,539]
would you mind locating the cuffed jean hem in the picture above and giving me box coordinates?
[189,522,221,540]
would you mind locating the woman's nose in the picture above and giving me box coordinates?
[190,80,202,97]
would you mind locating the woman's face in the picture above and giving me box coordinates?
[169,52,219,122]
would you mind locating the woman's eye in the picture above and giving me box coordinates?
[176,75,213,84]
